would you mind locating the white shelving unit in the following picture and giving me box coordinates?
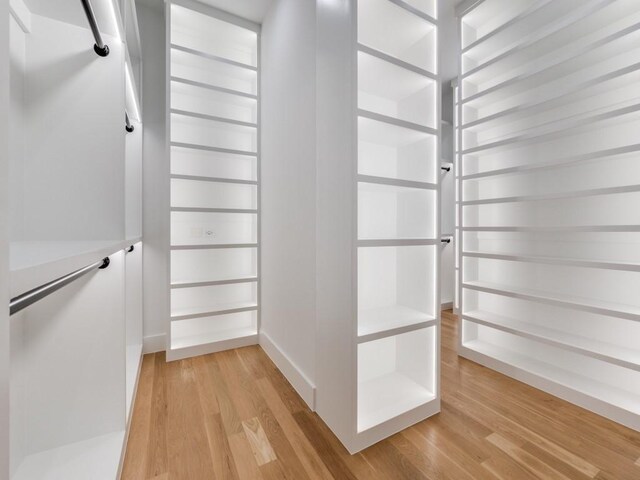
[353,0,441,452]
[457,0,640,432]
[167,0,260,361]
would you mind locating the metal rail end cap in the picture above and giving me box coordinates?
[94,44,110,57]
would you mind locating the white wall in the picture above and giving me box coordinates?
[139,3,170,352]
[260,0,317,407]
[439,0,458,306]
[0,1,10,476]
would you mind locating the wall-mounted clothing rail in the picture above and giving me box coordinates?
[125,112,134,133]
[9,257,110,316]
[80,0,110,57]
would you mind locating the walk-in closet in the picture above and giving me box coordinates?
[1,0,640,478]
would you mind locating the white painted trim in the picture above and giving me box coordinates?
[9,0,31,33]
[259,332,316,410]
[441,302,453,310]
[143,333,166,354]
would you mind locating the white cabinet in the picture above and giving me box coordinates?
[457,0,640,432]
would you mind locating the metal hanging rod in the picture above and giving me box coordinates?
[10,257,110,316]
[80,0,110,57]
[125,112,134,133]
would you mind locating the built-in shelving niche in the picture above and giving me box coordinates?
[353,0,440,449]
[167,0,260,360]
[457,0,640,432]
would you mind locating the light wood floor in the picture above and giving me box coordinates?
[122,311,640,479]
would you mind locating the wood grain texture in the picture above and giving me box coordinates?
[122,311,640,479]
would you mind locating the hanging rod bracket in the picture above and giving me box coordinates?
[94,44,110,57]
[99,257,110,269]
[126,245,135,253]
[81,0,110,57]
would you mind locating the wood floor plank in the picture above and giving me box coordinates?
[123,312,640,480]
[487,433,575,480]
[228,432,265,480]
[145,353,169,479]
[242,417,278,466]
[166,358,216,480]
[257,377,335,480]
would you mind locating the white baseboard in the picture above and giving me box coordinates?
[143,333,166,354]
[259,332,316,410]
[441,302,453,310]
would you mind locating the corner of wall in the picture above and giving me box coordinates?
[259,332,316,410]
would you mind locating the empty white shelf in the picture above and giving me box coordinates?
[171,301,258,321]
[463,280,640,321]
[171,4,258,67]
[171,145,257,181]
[171,277,258,289]
[461,23,640,105]
[171,326,257,352]
[463,310,640,371]
[358,0,437,73]
[462,143,640,181]
[12,431,126,480]
[170,47,258,96]
[358,373,435,432]
[358,50,437,129]
[358,305,436,342]
[463,251,640,272]
[170,307,257,353]
[462,339,640,416]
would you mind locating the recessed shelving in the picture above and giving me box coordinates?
[358,182,436,240]
[463,280,640,322]
[171,113,257,153]
[358,327,436,432]
[463,251,640,272]
[171,47,258,95]
[171,310,257,351]
[171,178,257,210]
[167,0,260,362]
[171,282,257,319]
[352,0,440,448]
[171,145,257,181]
[358,116,437,184]
[171,5,258,67]
[358,51,437,129]
[170,79,258,123]
[458,0,640,432]
[171,211,257,246]
[460,0,538,49]
[461,338,640,418]
[460,20,640,103]
[463,310,640,371]
[358,0,437,73]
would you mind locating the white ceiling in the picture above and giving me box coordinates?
[137,0,274,23]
